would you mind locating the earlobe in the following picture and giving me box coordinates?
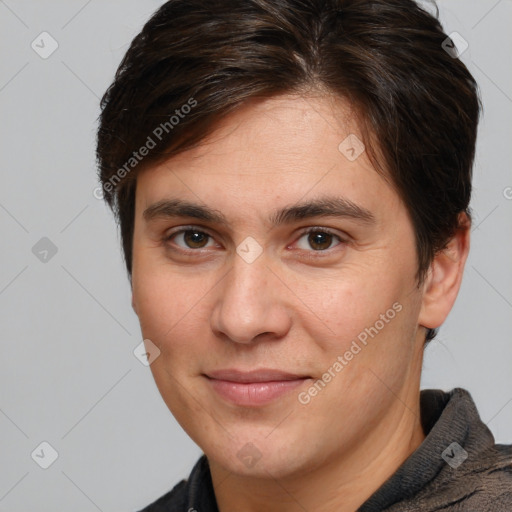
[418,213,471,330]
[131,294,138,314]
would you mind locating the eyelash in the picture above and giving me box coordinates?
[163,225,346,255]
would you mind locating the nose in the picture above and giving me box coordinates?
[210,253,292,344]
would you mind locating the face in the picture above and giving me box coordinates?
[131,93,427,479]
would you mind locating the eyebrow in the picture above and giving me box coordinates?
[143,196,375,226]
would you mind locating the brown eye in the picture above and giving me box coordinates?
[307,231,334,251]
[167,229,214,250]
[182,230,209,248]
[294,229,344,252]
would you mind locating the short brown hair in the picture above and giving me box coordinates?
[96,0,480,341]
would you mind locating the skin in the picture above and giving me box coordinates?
[131,93,470,512]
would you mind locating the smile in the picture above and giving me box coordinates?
[204,369,311,406]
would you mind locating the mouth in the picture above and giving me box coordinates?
[203,368,312,406]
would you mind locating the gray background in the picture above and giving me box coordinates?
[0,1,511,511]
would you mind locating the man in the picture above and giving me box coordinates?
[96,0,512,510]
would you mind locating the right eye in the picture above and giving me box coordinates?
[165,228,217,251]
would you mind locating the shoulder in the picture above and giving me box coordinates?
[136,479,188,512]
[411,442,512,511]
[463,442,512,504]
[394,388,512,511]
[135,455,214,512]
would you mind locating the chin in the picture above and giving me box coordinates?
[200,424,320,480]
[211,446,305,479]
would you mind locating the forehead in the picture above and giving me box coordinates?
[158,93,367,169]
[135,93,398,222]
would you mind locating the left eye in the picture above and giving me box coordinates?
[295,230,342,251]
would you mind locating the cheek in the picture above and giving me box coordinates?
[288,260,412,355]
[296,277,421,421]
[132,268,214,422]
[132,260,210,353]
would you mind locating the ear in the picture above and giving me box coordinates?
[418,213,470,330]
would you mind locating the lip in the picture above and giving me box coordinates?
[204,368,311,406]
[206,368,307,383]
